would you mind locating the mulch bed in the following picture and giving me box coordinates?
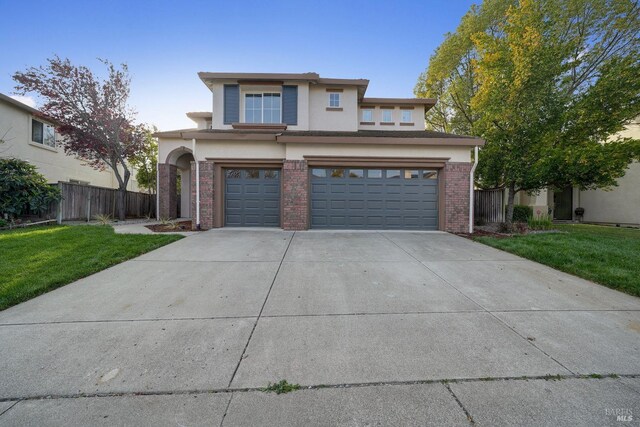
[457,229,512,239]
[145,220,196,232]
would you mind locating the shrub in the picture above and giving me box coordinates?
[0,218,7,228]
[94,214,112,225]
[0,158,61,218]
[528,213,553,230]
[509,205,533,223]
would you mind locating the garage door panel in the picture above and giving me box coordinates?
[225,169,281,227]
[329,216,346,226]
[311,168,439,230]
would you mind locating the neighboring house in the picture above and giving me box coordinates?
[0,93,139,191]
[513,118,640,226]
[155,72,483,232]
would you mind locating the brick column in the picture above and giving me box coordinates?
[158,163,177,219]
[191,160,215,230]
[282,160,309,230]
[444,162,472,233]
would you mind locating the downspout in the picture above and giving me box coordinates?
[193,138,201,230]
[469,145,479,234]
[155,161,160,220]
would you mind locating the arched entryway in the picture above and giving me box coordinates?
[158,147,194,219]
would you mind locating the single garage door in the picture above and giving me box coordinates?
[225,168,280,227]
[310,167,439,230]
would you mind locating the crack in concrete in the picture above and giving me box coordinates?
[0,374,635,404]
[225,231,296,388]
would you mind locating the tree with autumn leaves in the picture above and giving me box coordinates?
[416,0,640,225]
[13,57,147,221]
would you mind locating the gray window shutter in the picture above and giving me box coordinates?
[224,84,239,124]
[282,85,298,125]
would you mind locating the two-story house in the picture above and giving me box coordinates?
[155,72,483,232]
[0,93,139,191]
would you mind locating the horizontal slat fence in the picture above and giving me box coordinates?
[474,188,504,223]
[43,182,155,221]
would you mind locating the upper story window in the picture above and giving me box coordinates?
[32,119,55,147]
[361,109,373,122]
[381,109,394,123]
[329,92,341,108]
[245,93,281,123]
[401,109,412,123]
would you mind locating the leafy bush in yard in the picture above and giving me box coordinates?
[0,158,61,219]
[510,205,533,223]
[528,213,553,230]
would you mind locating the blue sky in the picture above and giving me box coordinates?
[0,0,475,130]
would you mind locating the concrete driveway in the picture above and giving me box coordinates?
[0,230,639,426]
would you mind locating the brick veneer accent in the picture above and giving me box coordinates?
[282,160,309,230]
[191,160,215,230]
[444,162,472,233]
[158,163,177,219]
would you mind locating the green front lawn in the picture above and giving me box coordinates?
[0,225,183,310]
[474,224,640,296]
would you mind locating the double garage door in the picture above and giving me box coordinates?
[223,167,439,230]
[310,168,439,230]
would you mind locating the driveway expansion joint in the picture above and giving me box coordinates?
[219,392,234,427]
[1,374,635,404]
[444,382,475,425]
[0,400,20,417]
[379,232,578,376]
[226,231,296,388]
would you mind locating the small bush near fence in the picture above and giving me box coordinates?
[510,205,533,222]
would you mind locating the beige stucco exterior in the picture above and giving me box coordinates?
[0,96,139,190]
[577,161,640,226]
[308,86,358,131]
[358,105,426,131]
[159,138,471,164]
[158,72,482,223]
[204,76,428,133]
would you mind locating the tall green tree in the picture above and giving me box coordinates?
[417,0,640,225]
[130,126,158,194]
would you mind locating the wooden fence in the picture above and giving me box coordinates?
[474,188,504,223]
[43,182,155,222]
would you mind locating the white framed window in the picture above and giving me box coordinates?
[329,92,341,107]
[32,119,55,147]
[244,93,281,123]
[361,109,373,122]
[401,110,412,123]
[381,109,393,123]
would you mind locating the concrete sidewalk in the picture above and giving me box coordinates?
[0,230,638,426]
